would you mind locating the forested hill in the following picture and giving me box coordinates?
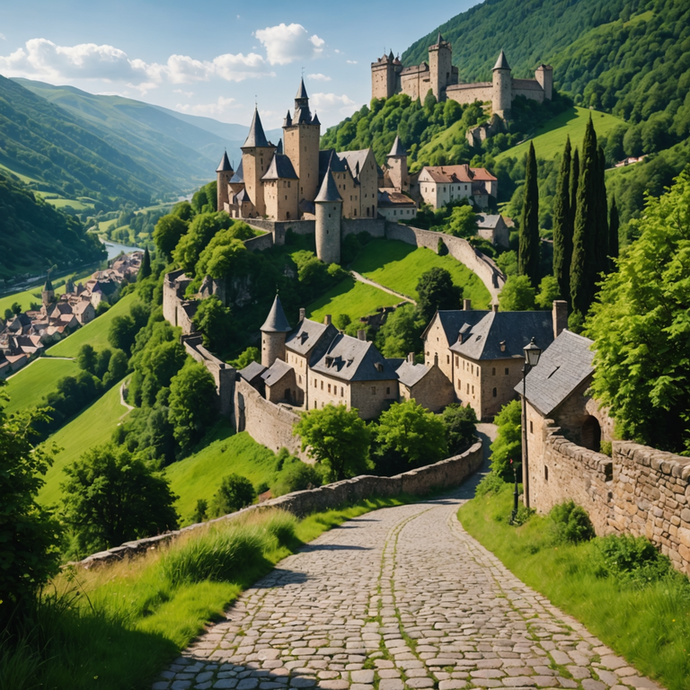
[0,173,104,280]
[404,0,689,142]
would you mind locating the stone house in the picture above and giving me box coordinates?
[423,301,567,420]
[476,214,510,248]
[377,190,417,221]
[411,165,497,210]
[396,354,455,413]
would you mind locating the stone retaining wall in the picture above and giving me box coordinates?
[535,425,690,576]
[384,223,505,303]
[76,441,483,569]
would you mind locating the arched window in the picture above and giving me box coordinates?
[581,416,601,452]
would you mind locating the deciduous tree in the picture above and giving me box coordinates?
[416,267,462,322]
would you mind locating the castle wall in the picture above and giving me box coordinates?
[183,336,236,417]
[74,441,483,570]
[400,67,431,101]
[244,232,274,252]
[385,222,505,303]
[342,218,385,239]
[512,79,545,102]
[528,411,690,577]
[444,84,492,106]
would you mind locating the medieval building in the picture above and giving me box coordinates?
[372,35,553,119]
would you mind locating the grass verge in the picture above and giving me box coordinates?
[1,497,410,690]
[458,482,690,690]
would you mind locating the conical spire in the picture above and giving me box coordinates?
[493,50,511,71]
[43,276,53,292]
[294,77,311,124]
[276,138,283,155]
[296,77,308,99]
[311,111,321,126]
[284,109,292,127]
[315,166,342,203]
[261,295,292,333]
[242,107,270,148]
[216,150,233,173]
[388,134,406,157]
[437,32,444,44]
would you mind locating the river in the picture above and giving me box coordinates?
[100,239,143,261]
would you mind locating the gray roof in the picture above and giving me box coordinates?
[315,168,342,203]
[43,277,53,291]
[235,188,251,204]
[311,333,398,382]
[262,152,298,180]
[311,112,321,126]
[285,318,339,362]
[339,150,370,183]
[493,50,511,71]
[396,361,429,388]
[261,359,294,387]
[422,310,488,345]
[216,151,233,173]
[319,149,348,177]
[261,295,291,333]
[476,214,502,229]
[517,330,595,416]
[284,110,292,127]
[230,159,244,184]
[388,135,406,157]
[239,361,266,383]
[449,310,554,361]
[296,78,308,99]
[276,138,283,155]
[242,108,271,148]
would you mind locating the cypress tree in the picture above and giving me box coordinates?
[518,142,540,288]
[594,145,609,279]
[570,147,580,225]
[552,136,572,303]
[570,117,598,319]
[609,196,619,268]
[139,247,152,280]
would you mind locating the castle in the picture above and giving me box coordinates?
[371,35,552,119]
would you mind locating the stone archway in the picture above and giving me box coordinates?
[581,415,601,452]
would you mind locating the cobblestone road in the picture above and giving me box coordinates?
[153,482,663,690]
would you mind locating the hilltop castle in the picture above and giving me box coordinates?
[371,35,552,119]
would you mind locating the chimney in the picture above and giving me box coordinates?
[463,299,472,310]
[324,314,332,325]
[552,300,568,338]
[492,303,499,313]
[407,352,415,364]
[357,329,367,341]
[299,307,306,321]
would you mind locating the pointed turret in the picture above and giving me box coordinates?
[216,151,233,173]
[242,107,270,148]
[436,32,443,44]
[43,277,53,292]
[493,50,511,71]
[388,134,406,158]
[311,111,321,127]
[315,166,342,203]
[296,77,308,99]
[284,110,292,127]
[276,138,284,155]
[261,294,292,333]
[293,77,311,124]
[492,50,512,119]
[42,275,55,311]
[386,135,409,193]
[315,165,343,264]
[260,295,291,367]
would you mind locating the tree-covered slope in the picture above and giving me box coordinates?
[0,172,105,279]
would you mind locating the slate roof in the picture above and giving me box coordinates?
[284,110,292,127]
[285,319,338,363]
[276,138,284,155]
[493,50,511,71]
[422,310,488,345]
[230,159,244,184]
[296,78,308,99]
[449,310,554,361]
[262,152,298,180]
[517,330,595,416]
[476,214,503,229]
[43,277,53,291]
[242,108,271,148]
[311,333,398,382]
[339,150,370,183]
[261,295,291,333]
[235,188,252,204]
[311,112,321,126]
[319,149,348,177]
[388,135,406,157]
[315,168,342,203]
[216,151,233,173]
[239,360,267,384]
[261,358,294,387]
[396,361,429,388]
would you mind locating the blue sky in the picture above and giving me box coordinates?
[0,0,479,129]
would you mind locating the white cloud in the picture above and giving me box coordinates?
[173,88,194,98]
[346,60,358,64]
[0,38,273,86]
[0,33,6,41]
[311,93,355,108]
[254,23,324,65]
[307,73,330,82]
[176,96,240,118]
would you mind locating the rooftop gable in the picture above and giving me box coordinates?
[311,333,397,382]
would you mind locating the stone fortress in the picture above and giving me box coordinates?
[372,34,553,119]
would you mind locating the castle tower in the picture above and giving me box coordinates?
[41,276,55,312]
[535,64,553,101]
[283,79,321,206]
[492,50,512,120]
[386,134,409,193]
[315,166,342,265]
[260,294,292,368]
[216,151,234,212]
[428,33,453,101]
[371,51,398,100]
[241,107,276,217]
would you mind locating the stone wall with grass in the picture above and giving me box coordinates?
[385,222,505,303]
[533,421,690,576]
[75,441,483,570]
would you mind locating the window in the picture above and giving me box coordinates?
[320,381,323,390]
[328,384,331,393]
[467,383,469,394]
[341,387,344,397]
[386,387,390,394]
[471,385,474,394]
[446,355,450,364]
[492,387,497,397]
[530,421,533,433]
[505,367,509,375]
[492,367,496,375]
[544,466,549,481]
[371,386,377,394]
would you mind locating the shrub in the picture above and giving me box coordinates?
[475,471,505,497]
[595,535,675,584]
[441,403,477,455]
[272,459,324,497]
[489,399,522,480]
[550,501,595,544]
[210,474,256,517]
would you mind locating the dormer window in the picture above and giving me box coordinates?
[374,362,384,373]
[325,356,333,367]
[500,340,506,352]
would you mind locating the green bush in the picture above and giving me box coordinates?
[210,473,256,517]
[595,534,675,585]
[489,399,522,480]
[272,459,323,497]
[550,501,595,544]
[475,471,506,497]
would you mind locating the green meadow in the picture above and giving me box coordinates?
[307,276,400,323]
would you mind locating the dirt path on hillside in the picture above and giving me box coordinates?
[350,271,417,306]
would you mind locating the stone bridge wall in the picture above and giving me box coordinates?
[384,223,505,303]
[182,336,236,417]
[535,425,690,576]
[75,441,483,569]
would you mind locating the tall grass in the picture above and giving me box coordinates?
[1,497,407,690]
[458,482,690,690]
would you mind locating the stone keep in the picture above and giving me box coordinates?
[216,151,233,212]
[428,33,453,101]
[260,294,291,368]
[315,167,343,265]
[387,135,409,193]
[492,50,512,120]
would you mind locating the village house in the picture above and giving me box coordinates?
[410,164,497,210]
[396,353,455,413]
[476,214,510,248]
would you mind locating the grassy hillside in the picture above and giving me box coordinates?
[351,239,492,309]
[47,292,135,357]
[165,425,278,524]
[307,277,400,323]
[4,358,79,416]
[37,382,129,505]
[494,107,626,162]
